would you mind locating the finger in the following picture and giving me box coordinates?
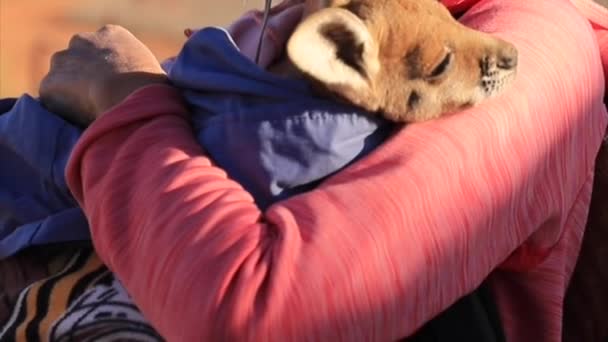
[39,93,94,127]
[68,32,96,49]
[49,49,70,69]
[97,24,125,33]
[39,68,71,99]
[39,76,94,127]
[48,49,88,75]
[96,24,133,40]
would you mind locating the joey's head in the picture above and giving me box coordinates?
[287,0,518,122]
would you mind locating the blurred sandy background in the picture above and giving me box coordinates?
[0,0,265,97]
[1,0,608,98]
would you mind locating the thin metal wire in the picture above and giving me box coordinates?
[255,0,273,64]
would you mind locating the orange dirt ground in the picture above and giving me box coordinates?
[1,0,607,98]
[0,0,258,97]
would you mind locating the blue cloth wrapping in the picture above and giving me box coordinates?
[0,27,393,258]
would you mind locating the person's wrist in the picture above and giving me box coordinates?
[91,71,169,118]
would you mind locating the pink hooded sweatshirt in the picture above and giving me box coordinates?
[66,0,608,341]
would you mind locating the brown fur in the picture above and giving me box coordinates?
[285,0,518,122]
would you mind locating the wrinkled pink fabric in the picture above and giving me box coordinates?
[66,0,608,341]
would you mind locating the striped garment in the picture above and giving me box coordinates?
[0,247,162,341]
[0,246,79,325]
[0,245,504,342]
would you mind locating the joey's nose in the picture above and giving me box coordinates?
[496,45,518,70]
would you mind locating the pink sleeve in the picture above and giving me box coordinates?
[570,0,608,90]
[66,0,607,341]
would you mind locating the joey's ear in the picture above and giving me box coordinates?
[287,8,379,98]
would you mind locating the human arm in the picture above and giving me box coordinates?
[67,69,604,342]
[53,1,607,339]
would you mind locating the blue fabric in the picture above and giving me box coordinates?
[166,28,395,207]
[0,96,89,258]
[0,27,393,258]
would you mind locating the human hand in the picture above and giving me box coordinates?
[39,25,168,126]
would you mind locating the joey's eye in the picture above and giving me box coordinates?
[427,51,453,79]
